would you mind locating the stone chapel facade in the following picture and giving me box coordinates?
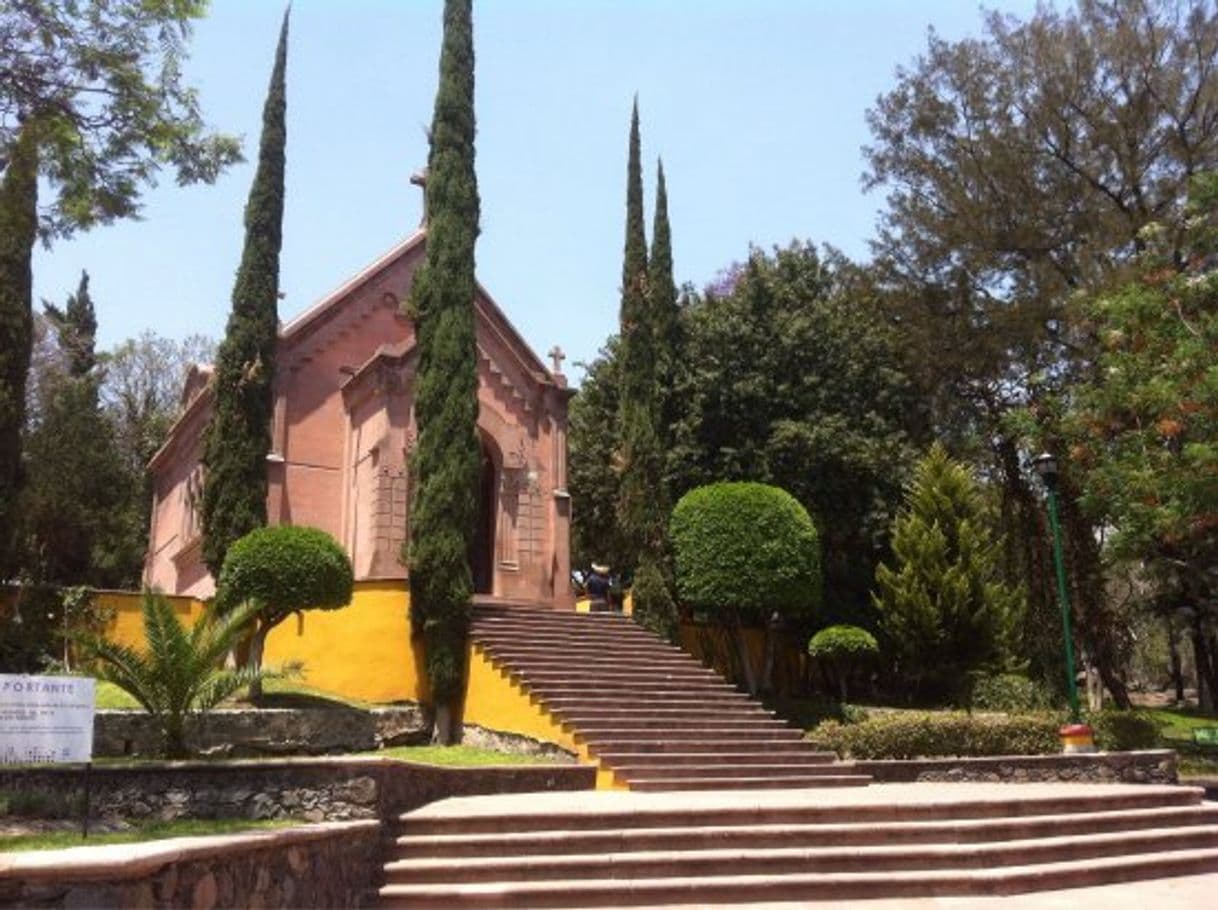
[143,228,574,606]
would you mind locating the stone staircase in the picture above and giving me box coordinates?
[468,600,867,790]
[377,784,1218,906]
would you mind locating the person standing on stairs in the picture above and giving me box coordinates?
[587,562,612,611]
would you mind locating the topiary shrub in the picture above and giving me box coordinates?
[1089,709,1161,751]
[215,524,353,700]
[969,673,1056,712]
[808,624,878,701]
[671,482,821,695]
[807,710,1060,759]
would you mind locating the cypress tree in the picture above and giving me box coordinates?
[201,10,289,577]
[406,0,481,743]
[44,271,98,378]
[615,99,660,565]
[0,123,38,581]
[648,158,681,475]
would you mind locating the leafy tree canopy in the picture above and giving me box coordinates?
[1,0,242,239]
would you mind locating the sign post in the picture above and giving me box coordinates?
[0,675,96,837]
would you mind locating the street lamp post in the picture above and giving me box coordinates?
[1032,452,1093,752]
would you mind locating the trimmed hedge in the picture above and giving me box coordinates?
[808,708,1163,759]
[809,711,1059,759]
[670,482,820,622]
[969,673,1055,712]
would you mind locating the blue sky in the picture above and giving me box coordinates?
[32,0,1037,384]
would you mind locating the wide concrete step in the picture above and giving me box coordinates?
[613,762,860,781]
[574,726,804,744]
[400,788,1204,836]
[474,626,676,645]
[522,682,747,699]
[385,825,1218,884]
[390,805,1218,859]
[595,751,838,768]
[488,655,706,673]
[586,738,817,754]
[627,773,873,791]
[552,707,779,723]
[515,668,722,686]
[380,847,1218,907]
[541,694,753,711]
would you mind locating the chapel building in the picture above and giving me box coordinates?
[143,227,574,606]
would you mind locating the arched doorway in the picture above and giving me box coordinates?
[469,439,497,594]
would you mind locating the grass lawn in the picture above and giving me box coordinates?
[1143,705,1218,777]
[368,745,565,765]
[0,818,293,853]
[94,678,380,711]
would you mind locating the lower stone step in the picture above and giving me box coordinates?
[593,751,838,767]
[388,805,1218,859]
[377,847,1218,907]
[626,773,873,791]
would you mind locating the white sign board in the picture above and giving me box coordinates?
[0,675,95,764]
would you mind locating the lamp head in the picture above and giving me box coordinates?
[1033,452,1059,486]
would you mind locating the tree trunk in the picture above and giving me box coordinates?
[1192,612,1218,714]
[432,703,457,745]
[760,612,779,695]
[247,621,271,703]
[733,616,758,697]
[1167,614,1185,705]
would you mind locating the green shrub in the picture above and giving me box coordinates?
[670,482,821,695]
[215,524,353,699]
[970,673,1055,712]
[1089,709,1161,751]
[765,694,869,730]
[631,555,677,641]
[670,482,821,622]
[808,625,879,700]
[807,710,1060,759]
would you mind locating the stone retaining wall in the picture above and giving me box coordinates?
[852,749,1177,784]
[94,706,429,758]
[0,758,597,823]
[0,820,379,908]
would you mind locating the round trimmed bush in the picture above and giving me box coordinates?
[808,625,879,661]
[670,482,821,623]
[216,524,353,619]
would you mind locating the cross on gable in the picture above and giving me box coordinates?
[548,345,566,375]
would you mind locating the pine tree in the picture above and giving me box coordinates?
[24,276,134,587]
[0,123,38,581]
[873,443,1024,701]
[201,11,289,577]
[406,0,481,743]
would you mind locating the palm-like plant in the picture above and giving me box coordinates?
[75,591,291,758]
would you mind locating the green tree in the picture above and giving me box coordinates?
[648,158,682,458]
[807,624,879,701]
[670,244,922,624]
[200,10,289,578]
[406,0,481,744]
[615,100,663,563]
[872,444,1024,702]
[75,592,283,758]
[1,0,241,238]
[0,123,37,582]
[864,0,1218,704]
[215,524,353,702]
[22,272,137,587]
[1062,173,1218,709]
[568,339,627,573]
[670,481,822,695]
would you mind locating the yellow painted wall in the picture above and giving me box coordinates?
[460,642,623,789]
[262,579,424,703]
[95,590,203,647]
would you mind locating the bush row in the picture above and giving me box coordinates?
[808,709,1161,759]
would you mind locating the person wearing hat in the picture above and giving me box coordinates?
[586,563,611,612]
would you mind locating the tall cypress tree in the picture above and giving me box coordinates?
[44,271,98,378]
[201,10,289,577]
[406,0,481,743]
[648,158,680,467]
[0,123,38,581]
[615,99,659,567]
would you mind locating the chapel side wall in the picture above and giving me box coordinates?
[144,399,213,597]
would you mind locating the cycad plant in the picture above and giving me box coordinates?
[75,592,289,758]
